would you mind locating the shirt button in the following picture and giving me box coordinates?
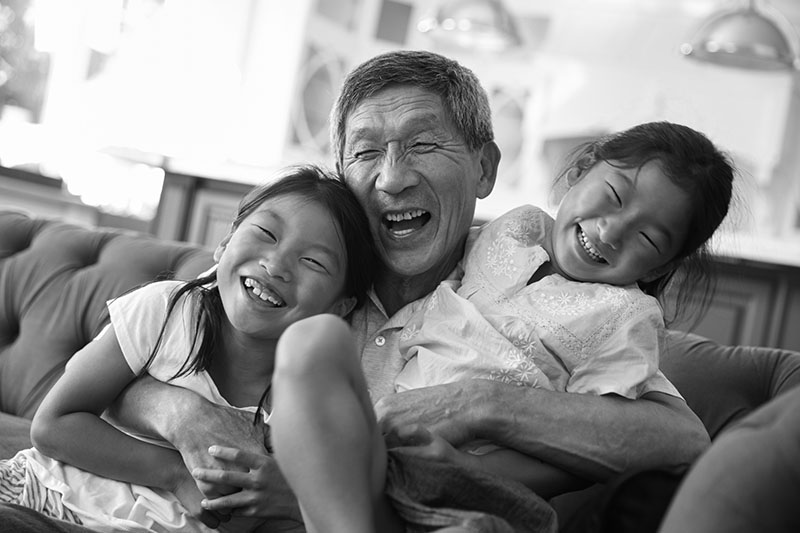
[375,335,386,347]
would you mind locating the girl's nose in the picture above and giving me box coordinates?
[260,257,291,282]
[596,217,622,249]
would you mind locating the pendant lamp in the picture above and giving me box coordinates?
[681,0,799,71]
[417,0,521,52]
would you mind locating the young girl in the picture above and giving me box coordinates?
[0,164,377,532]
[266,121,736,532]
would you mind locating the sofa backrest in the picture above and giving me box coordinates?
[0,210,214,419]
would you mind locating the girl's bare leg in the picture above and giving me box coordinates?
[270,314,403,533]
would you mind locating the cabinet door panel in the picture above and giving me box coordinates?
[668,267,775,347]
[187,191,241,248]
[776,281,800,351]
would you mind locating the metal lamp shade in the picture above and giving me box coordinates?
[417,0,521,52]
[681,2,799,71]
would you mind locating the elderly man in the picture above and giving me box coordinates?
[0,50,708,531]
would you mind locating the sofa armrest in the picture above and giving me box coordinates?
[661,330,800,439]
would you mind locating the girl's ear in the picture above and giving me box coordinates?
[213,234,233,262]
[330,296,357,318]
[565,166,582,186]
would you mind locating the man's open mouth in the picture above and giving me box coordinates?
[383,209,431,236]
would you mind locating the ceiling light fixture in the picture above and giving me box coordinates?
[680,0,799,71]
[417,0,521,53]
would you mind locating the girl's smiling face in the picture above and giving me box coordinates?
[549,159,692,287]
[214,193,355,340]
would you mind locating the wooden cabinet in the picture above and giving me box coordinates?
[153,171,252,248]
[0,165,100,226]
[667,258,800,351]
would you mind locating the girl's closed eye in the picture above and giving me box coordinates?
[640,232,661,254]
[254,225,276,241]
[302,256,330,273]
[606,183,622,206]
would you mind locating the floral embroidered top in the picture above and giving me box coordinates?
[395,204,680,399]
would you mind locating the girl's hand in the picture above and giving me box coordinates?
[192,446,301,523]
[169,461,231,529]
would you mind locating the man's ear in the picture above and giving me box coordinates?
[213,234,232,263]
[330,296,357,318]
[476,141,501,199]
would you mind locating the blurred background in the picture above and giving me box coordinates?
[0,0,799,255]
[2,0,800,349]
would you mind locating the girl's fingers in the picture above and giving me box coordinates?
[202,494,260,515]
[193,467,253,487]
[201,494,241,513]
[208,445,267,468]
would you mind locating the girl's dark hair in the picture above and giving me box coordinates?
[555,121,735,325]
[145,164,377,415]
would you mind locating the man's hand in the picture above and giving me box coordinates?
[169,403,269,500]
[169,461,231,529]
[381,377,710,481]
[106,376,268,497]
[385,424,480,471]
[374,380,491,447]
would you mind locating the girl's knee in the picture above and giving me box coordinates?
[276,314,354,375]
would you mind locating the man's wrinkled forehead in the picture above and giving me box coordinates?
[346,112,448,142]
[345,92,453,142]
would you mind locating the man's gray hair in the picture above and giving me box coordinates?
[330,50,495,169]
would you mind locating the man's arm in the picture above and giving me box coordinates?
[106,374,300,521]
[106,374,268,458]
[374,380,710,482]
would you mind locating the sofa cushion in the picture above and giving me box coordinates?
[0,210,214,419]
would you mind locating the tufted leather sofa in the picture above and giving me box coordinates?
[1,208,800,532]
[0,209,214,458]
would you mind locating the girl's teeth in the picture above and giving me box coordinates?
[578,229,605,263]
[243,278,285,306]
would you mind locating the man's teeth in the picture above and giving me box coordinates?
[578,228,606,263]
[384,209,428,236]
[385,209,426,222]
[243,278,285,306]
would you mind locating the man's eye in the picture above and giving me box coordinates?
[354,149,380,160]
[410,142,438,154]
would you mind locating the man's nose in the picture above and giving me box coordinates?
[375,145,420,194]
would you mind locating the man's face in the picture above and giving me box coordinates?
[341,85,497,281]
